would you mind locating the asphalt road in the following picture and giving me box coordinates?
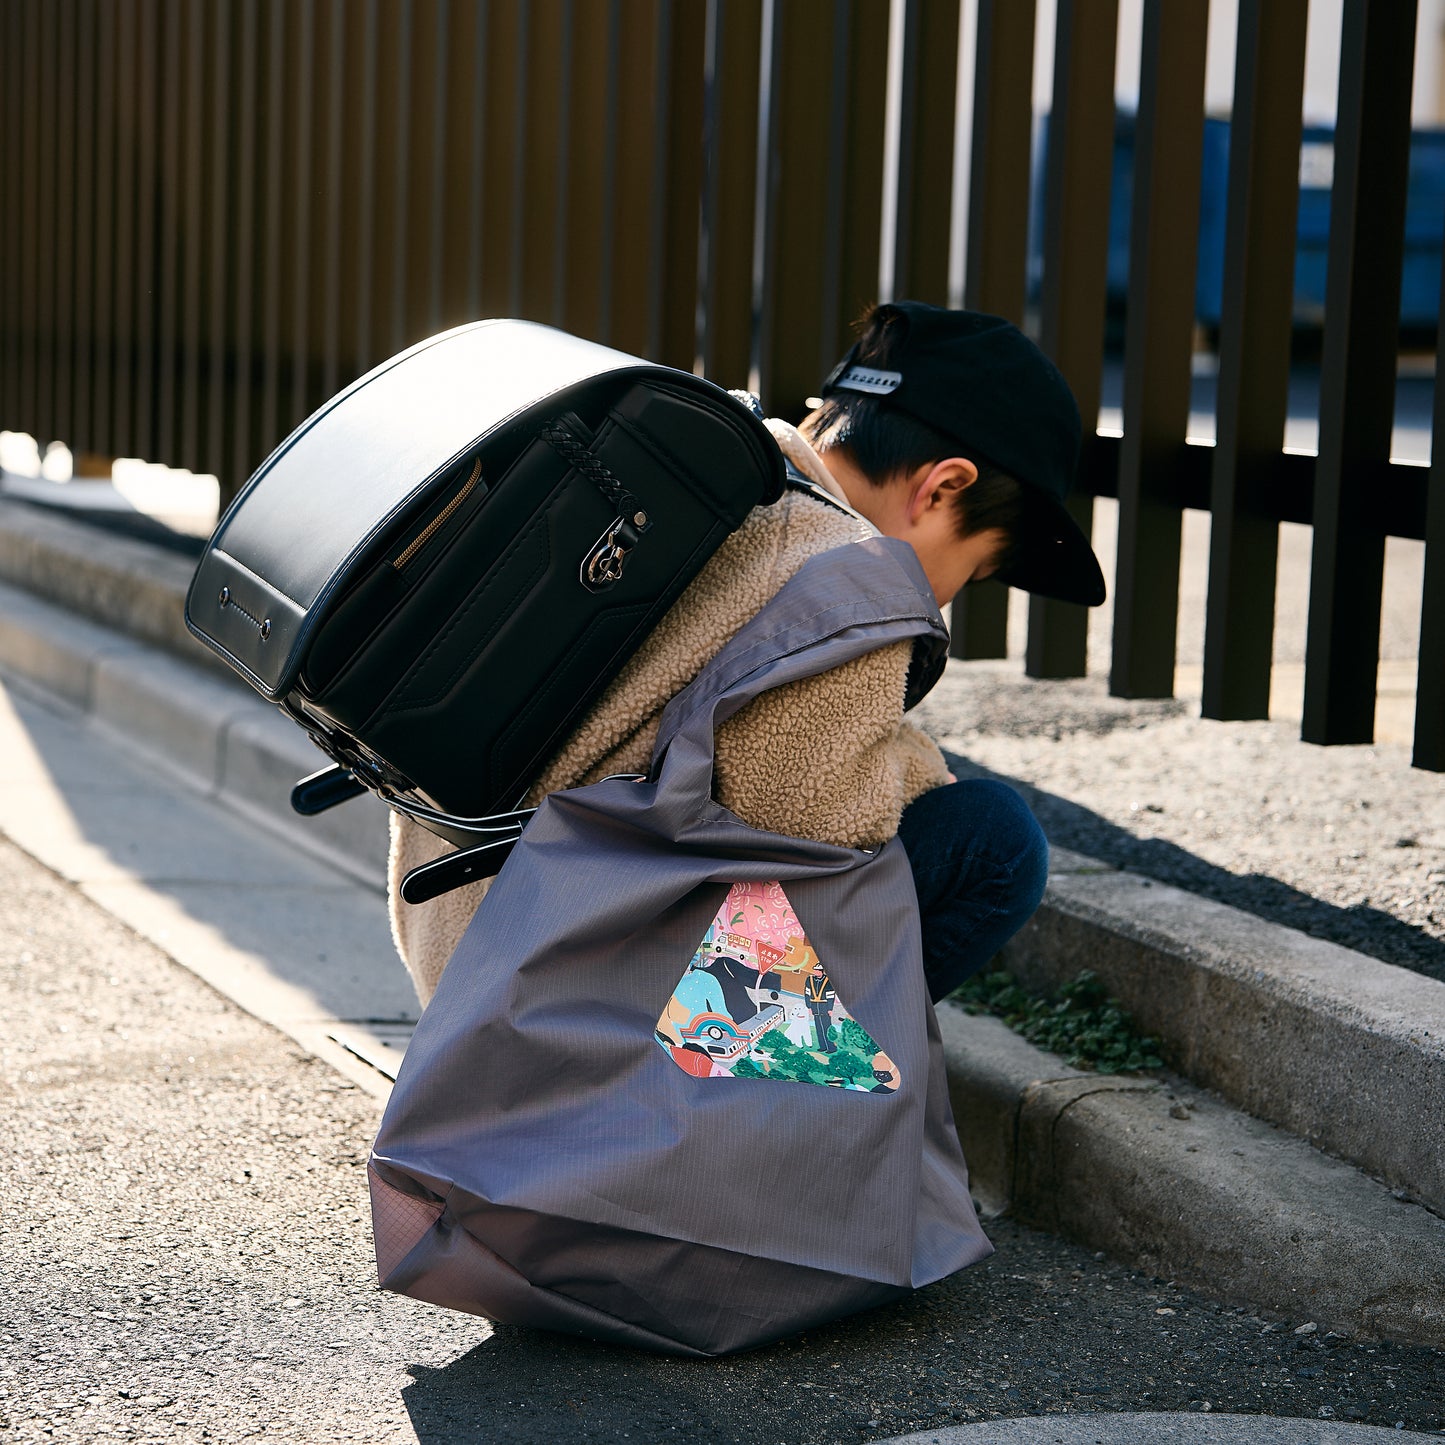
[3,836,1442,1444]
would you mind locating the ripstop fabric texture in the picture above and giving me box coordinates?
[368,536,992,1356]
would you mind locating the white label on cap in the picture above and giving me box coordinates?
[832,365,902,395]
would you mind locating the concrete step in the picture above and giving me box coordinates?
[0,574,390,884]
[0,494,225,676]
[998,860,1445,1220]
[941,1006,1445,1350]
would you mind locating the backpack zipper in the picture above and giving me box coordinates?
[391,457,484,570]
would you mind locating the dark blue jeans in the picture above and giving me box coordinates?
[896,778,1050,1004]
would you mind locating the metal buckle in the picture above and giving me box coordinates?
[281,699,411,795]
[580,516,640,592]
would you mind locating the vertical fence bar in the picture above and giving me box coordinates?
[462,0,489,322]
[91,0,117,456]
[816,0,854,365]
[5,0,24,432]
[319,0,347,398]
[696,0,723,374]
[952,0,1036,661]
[258,0,287,451]
[389,1,414,353]
[18,0,40,439]
[51,0,80,451]
[154,0,183,464]
[749,0,783,398]
[881,0,916,306]
[225,0,261,495]
[1200,0,1309,720]
[797,0,884,393]
[351,0,379,374]
[961,0,1034,321]
[396,0,440,349]
[131,0,160,460]
[1108,0,1208,699]
[67,0,93,450]
[259,0,291,449]
[597,2,627,341]
[112,0,139,460]
[830,0,889,358]
[754,0,887,414]
[424,0,449,338]
[594,1,624,342]
[473,0,516,321]
[553,0,604,342]
[36,0,60,447]
[13,0,30,434]
[1025,0,1118,680]
[657,0,707,371]
[435,0,486,333]
[1417,292,1445,769]
[696,0,763,386]
[887,0,960,305]
[505,2,531,316]
[644,0,674,360]
[204,0,233,480]
[176,0,206,471]
[548,0,576,330]
[1301,0,1417,747]
[3,0,21,431]
[289,0,318,424]
[70,0,97,455]
[0,1,15,431]
[606,0,696,362]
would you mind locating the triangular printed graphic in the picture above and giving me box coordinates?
[655,881,899,1091]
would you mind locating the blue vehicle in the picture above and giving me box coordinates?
[1030,111,1445,343]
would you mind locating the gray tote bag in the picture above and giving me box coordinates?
[368,536,993,1356]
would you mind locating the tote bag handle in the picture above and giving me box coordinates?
[648,537,949,793]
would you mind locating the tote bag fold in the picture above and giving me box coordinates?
[370,535,992,1356]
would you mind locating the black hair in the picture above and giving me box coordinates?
[802,305,1027,565]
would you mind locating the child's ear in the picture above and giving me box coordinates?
[909,457,978,522]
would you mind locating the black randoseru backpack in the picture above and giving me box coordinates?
[185,320,784,901]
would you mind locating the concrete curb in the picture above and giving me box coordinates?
[0,495,227,677]
[940,1008,1445,1350]
[0,575,390,886]
[998,870,1445,1219]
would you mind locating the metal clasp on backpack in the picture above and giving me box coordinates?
[580,512,645,592]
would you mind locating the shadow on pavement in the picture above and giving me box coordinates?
[394,1216,1445,1443]
[944,753,1445,984]
[0,677,416,1030]
[399,1302,919,1445]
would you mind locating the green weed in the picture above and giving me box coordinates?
[951,968,1164,1075]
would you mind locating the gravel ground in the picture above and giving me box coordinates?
[3,836,1443,1443]
[914,661,1445,983]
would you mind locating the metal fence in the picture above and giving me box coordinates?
[0,0,1440,769]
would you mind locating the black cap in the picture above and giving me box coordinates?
[822,301,1106,607]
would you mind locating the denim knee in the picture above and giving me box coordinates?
[972,779,1049,921]
[897,776,1050,924]
[898,777,1050,1000]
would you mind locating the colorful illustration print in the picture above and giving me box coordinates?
[655,882,899,1091]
